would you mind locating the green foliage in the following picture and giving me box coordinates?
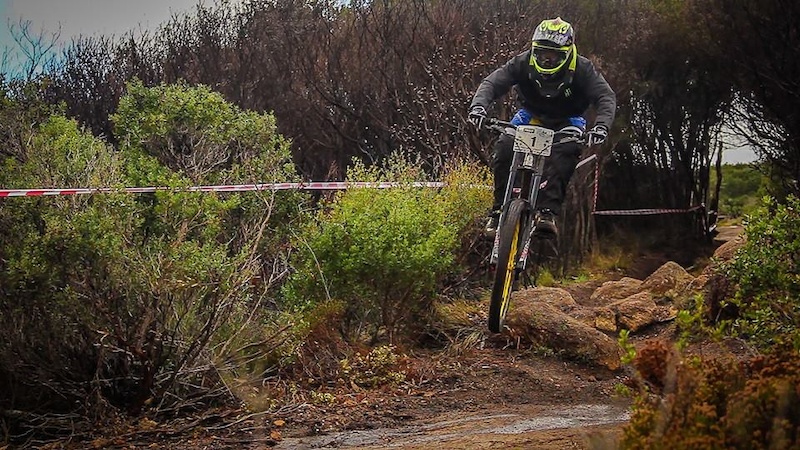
[0,78,62,165]
[675,294,728,350]
[0,81,302,436]
[113,79,292,179]
[618,329,637,365]
[721,196,800,350]
[535,269,558,287]
[112,78,306,280]
[283,155,489,342]
[712,163,768,217]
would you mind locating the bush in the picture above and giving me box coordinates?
[721,196,800,349]
[712,163,768,218]
[622,350,800,449]
[622,195,800,449]
[0,81,302,442]
[282,155,490,343]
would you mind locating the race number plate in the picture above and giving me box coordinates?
[513,125,554,156]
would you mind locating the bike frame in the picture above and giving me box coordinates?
[488,120,585,270]
[483,118,588,333]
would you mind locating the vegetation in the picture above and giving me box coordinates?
[0,81,304,441]
[620,196,800,448]
[282,156,490,343]
[623,347,800,449]
[721,197,800,349]
[711,163,768,218]
[1,0,799,446]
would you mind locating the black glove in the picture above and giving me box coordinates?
[587,125,608,146]
[468,105,487,129]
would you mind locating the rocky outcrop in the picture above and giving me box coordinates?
[589,277,644,305]
[503,261,709,369]
[608,292,677,332]
[499,229,749,371]
[506,297,623,370]
[528,286,578,312]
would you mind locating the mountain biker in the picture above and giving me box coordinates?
[468,17,616,239]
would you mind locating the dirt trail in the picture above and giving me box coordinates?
[254,228,744,450]
[252,345,632,450]
[276,402,628,450]
[85,228,743,450]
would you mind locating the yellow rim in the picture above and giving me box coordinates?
[500,220,520,319]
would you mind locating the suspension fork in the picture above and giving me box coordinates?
[492,151,526,264]
[518,157,546,270]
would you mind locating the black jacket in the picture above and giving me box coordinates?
[470,50,616,129]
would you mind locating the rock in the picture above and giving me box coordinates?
[506,295,623,370]
[686,273,711,293]
[513,286,577,312]
[593,307,618,332]
[699,233,747,281]
[608,292,669,332]
[713,234,746,261]
[640,261,695,301]
[589,277,644,305]
[697,232,747,313]
[565,305,617,332]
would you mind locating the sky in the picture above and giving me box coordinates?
[0,0,759,164]
[722,146,757,164]
[0,0,216,52]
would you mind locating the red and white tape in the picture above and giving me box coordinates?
[0,181,447,198]
[0,173,704,218]
[593,205,704,216]
[588,156,702,216]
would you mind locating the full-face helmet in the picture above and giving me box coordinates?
[530,17,576,78]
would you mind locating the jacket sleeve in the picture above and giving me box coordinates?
[579,58,616,129]
[469,52,528,111]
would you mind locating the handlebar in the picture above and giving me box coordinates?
[483,118,588,145]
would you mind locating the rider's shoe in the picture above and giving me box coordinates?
[484,210,501,237]
[534,209,558,239]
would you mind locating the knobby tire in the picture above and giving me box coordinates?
[489,199,527,333]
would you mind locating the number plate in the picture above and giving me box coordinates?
[513,125,554,156]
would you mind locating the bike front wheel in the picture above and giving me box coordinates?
[489,199,527,333]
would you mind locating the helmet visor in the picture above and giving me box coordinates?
[531,42,570,73]
[533,43,570,70]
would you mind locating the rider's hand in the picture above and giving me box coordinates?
[468,105,487,129]
[587,125,608,146]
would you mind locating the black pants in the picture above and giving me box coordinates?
[491,131,581,215]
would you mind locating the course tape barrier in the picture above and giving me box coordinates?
[593,205,704,216]
[0,181,447,198]
[586,155,702,216]
[0,174,704,217]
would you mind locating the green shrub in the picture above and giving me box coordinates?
[282,155,489,343]
[721,196,800,349]
[712,163,768,218]
[0,82,302,441]
[113,79,306,254]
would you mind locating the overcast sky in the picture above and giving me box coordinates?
[0,0,218,49]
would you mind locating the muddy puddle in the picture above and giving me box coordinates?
[276,403,631,449]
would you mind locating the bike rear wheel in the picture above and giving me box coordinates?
[489,199,527,333]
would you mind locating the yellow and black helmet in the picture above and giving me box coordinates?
[530,17,576,76]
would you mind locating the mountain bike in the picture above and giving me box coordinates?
[483,118,587,333]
